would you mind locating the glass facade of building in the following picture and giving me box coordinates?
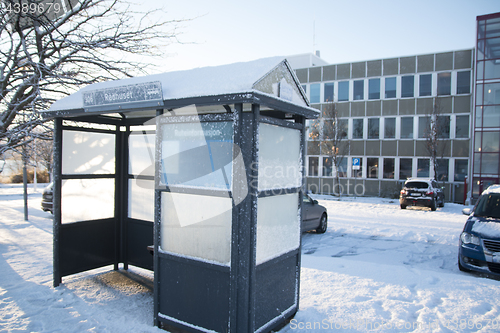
[473,13,500,200]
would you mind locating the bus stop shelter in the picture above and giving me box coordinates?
[42,57,319,333]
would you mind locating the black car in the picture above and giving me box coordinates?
[459,185,500,278]
[399,178,445,211]
[302,194,328,233]
[41,182,53,214]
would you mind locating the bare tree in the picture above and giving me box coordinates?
[20,133,52,179]
[34,137,52,178]
[424,98,450,182]
[310,102,349,197]
[0,0,185,162]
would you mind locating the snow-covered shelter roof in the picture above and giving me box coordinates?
[43,57,319,119]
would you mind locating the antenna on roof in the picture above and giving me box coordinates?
[313,20,316,54]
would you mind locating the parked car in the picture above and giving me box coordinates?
[399,178,445,211]
[302,194,328,233]
[41,182,53,214]
[458,185,500,278]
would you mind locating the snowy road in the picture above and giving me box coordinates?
[286,196,500,333]
[1,185,499,332]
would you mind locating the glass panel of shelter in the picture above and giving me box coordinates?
[159,119,234,266]
[61,129,116,224]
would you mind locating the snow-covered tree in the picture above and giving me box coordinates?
[0,0,184,166]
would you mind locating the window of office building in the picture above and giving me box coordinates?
[353,118,364,139]
[418,116,430,138]
[437,72,451,96]
[479,132,500,152]
[338,119,349,139]
[400,158,412,180]
[353,80,364,100]
[367,158,379,178]
[338,81,349,101]
[402,75,414,98]
[383,158,395,179]
[310,83,320,103]
[419,74,432,96]
[476,106,482,128]
[483,82,500,105]
[454,159,468,181]
[482,106,500,128]
[323,156,333,177]
[307,119,320,140]
[385,77,396,98]
[301,85,307,94]
[417,159,430,177]
[308,157,319,176]
[369,78,380,99]
[457,71,471,94]
[368,118,379,139]
[480,57,500,81]
[456,115,469,138]
[324,119,348,140]
[401,117,414,139]
[324,82,334,102]
[338,158,348,177]
[323,120,334,139]
[436,159,449,182]
[384,117,396,139]
[478,153,500,174]
[437,116,450,139]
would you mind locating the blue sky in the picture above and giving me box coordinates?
[147,0,500,72]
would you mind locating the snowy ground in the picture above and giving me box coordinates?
[1,184,500,332]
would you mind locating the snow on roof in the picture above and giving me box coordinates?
[47,56,305,112]
[483,184,500,194]
[286,53,329,69]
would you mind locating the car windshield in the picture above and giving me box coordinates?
[474,193,500,219]
[404,181,428,189]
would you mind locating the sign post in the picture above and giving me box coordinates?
[352,158,360,199]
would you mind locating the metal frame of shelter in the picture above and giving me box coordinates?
[43,58,319,333]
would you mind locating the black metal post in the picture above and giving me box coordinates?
[296,115,306,314]
[234,103,259,332]
[114,124,122,271]
[23,155,28,221]
[53,118,63,287]
[122,126,131,270]
[229,103,242,332]
[153,108,163,327]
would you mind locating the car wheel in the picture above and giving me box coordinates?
[316,214,327,234]
[400,204,407,209]
[430,198,437,211]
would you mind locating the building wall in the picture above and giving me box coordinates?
[294,50,474,203]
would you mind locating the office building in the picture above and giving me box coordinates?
[292,49,474,203]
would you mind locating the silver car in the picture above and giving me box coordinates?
[302,194,328,233]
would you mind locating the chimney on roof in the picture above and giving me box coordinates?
[315,50,321,58]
